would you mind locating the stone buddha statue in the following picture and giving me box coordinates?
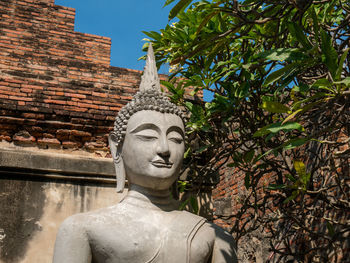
[53,45,237,263]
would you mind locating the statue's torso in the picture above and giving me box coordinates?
[84,203,215,263]
[83,203,215,263]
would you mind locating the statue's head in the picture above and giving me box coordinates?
[109,44,186,192]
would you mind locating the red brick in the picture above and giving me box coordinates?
[37,137,61,147]
[43,99,66,105]
[62,141,78,149]
[0,135,12,142]
[77,102,98,109]
[65,93,86,99]
[70,130,92,137]
[9,96,33,101]
[13,131,36,145]
[92,91,108,98]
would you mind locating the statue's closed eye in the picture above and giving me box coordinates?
[168,137,183,144]
[134,129,159,141]
[167,130,184,144]
[136,134,158,141]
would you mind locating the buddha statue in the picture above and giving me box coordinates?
[53,45,237,263]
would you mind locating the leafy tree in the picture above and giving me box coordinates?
[144,0,349,261]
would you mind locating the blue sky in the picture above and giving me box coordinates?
[54,0,213,101]
[55,0,172,73]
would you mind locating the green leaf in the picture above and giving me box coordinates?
[310,7,320,44]
[300,173,311,188]
[179,198,190,210]
[196,11,220,36]
[283,190,298,204]
[267,184,286,190]
[253,122,304,138]
[261,101,290,113]
[189,196,199,214]
[185,101,193,111]
[334,77,350,86]
[142,31,162,41]
[282,138,308,150]
[255,149,274,161]
[243,150,255,163]
[292,83,310,93]
[253,123,279,137]
[178,180,188,193]
[164,0,176,7]
[169,0,193,20]
[335,49,349,81]
[256,48,307,61]
[320,29,338,77]
[287,23,312,50]
[267,122,303,133]
[294,160,306,176]
[196,145,209,153]
[184,147,191,158]
[286,174,297,183]
[291,92,327,110]
[263,63,299,86]
[312,78,332,88]
[282,109,303,124]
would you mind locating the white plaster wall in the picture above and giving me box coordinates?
[12,182,126,263]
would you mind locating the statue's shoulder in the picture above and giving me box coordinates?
[171,210,209,235]
[176,210,207,222]
[59,205,121,230]
[177,212,236,251]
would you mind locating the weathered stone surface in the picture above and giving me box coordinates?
[0,178,124,263]
[213,197,233,217]
[0,148,114,177]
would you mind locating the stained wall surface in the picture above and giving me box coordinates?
[0,177,125,263]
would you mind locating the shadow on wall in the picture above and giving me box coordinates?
[0,179,45,263]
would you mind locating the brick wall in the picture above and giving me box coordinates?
[0,0,149,156]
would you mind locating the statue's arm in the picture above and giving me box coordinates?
[53,215,92,263]
[211,225,237,263]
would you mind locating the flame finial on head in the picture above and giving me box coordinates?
[139,43,161,92]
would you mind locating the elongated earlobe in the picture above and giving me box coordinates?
[114,153,125,193]
[109,133,126,193]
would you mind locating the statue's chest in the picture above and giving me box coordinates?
[87,212,212,263]
[88,220,163,263]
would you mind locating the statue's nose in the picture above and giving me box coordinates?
[156,137,170,157]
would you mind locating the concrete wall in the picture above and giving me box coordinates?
[0,146,126,263]
[0,178,125,263]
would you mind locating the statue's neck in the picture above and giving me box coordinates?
[122,184,177,211]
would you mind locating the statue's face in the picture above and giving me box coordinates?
[121,110,185,190]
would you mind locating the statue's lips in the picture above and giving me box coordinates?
[151,160,173,168]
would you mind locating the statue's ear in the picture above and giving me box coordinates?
[108,132,126,193]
